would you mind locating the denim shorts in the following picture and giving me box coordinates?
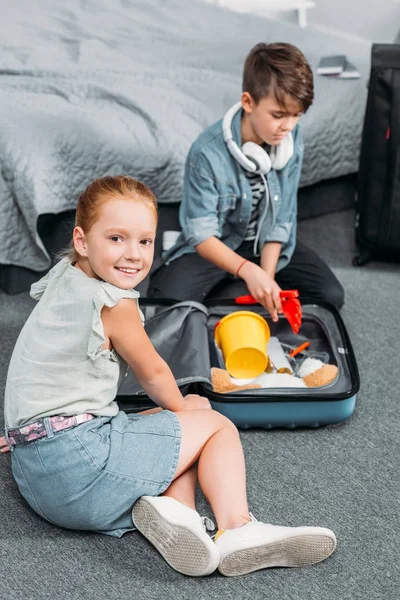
[10,410,181,537]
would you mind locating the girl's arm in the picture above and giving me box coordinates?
[101,299,209,412]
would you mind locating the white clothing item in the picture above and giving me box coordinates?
[4,258,143,428]
[298,357,325,378]
[230,373,306,388]
[254,373,306,388]
[162,230,181,251]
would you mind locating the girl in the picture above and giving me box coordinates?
[1,175,336,577]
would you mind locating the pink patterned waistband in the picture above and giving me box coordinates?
[7,413,95,446]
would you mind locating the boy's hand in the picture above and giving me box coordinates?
[183,394,212,411]
[0,436,10,453]
[239,261,283,321]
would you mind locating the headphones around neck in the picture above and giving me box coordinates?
[222,102,294,175]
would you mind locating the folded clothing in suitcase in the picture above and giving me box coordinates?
[117,298,360,430]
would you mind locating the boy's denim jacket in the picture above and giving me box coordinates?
[163,108,304,273]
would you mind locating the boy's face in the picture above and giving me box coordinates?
[73,197,157,290]
[241,92,303,146]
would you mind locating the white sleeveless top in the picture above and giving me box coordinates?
[4,258,144,428]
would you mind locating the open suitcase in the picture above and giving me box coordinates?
[117,297,360,429]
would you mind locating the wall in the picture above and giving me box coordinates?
[308,0,399,43]
[207,0,400,43]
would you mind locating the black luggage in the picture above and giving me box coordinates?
[354,43,400,266]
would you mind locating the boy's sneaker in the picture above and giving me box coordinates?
[214,518,337,577]
[132,496,220,577]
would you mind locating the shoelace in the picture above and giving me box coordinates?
[249,511,258,522]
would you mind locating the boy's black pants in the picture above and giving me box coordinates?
[147,240,344,309]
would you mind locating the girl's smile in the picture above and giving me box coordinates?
[73,197,157,289]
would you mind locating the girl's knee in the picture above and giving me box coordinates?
[186,408,237,431]
[177,408,238,437]
[211,410,239,434]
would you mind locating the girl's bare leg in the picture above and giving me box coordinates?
[137,407,199,510]
[162,464,197,510]
[168,409,250,530]
[138,406,250,528]
[137,407,198,510]
[137,409,337,576]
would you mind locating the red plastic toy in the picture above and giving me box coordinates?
[235,290,302,334]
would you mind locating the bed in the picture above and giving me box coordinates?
[0,0,371,293]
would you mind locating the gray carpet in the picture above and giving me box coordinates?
[1,209,399,600]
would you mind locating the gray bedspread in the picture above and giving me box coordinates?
[0,0,371,271]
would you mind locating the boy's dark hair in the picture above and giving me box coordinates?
[243,42,314,112]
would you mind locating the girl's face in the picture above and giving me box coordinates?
[74,197,157,289]
[241,92,303,146]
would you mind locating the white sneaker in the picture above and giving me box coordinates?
[215,519,337,577]
[132,496,220,576]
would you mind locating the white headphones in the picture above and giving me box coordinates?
[222,102,294,175]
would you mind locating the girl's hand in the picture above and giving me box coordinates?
[182,394,211,411]
[0,436,10,453]
[240,261,283,321]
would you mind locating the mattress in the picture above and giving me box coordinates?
[0,0,370,274]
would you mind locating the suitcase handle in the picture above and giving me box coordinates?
[235,291,302,334]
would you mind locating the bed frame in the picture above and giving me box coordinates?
[0,174,356,295]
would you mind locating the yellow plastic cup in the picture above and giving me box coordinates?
[214,311,270,378]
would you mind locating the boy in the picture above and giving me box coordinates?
[148,43,344,319]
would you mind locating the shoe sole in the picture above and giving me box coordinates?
[219,534,336,576]
[132,497,219,577]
